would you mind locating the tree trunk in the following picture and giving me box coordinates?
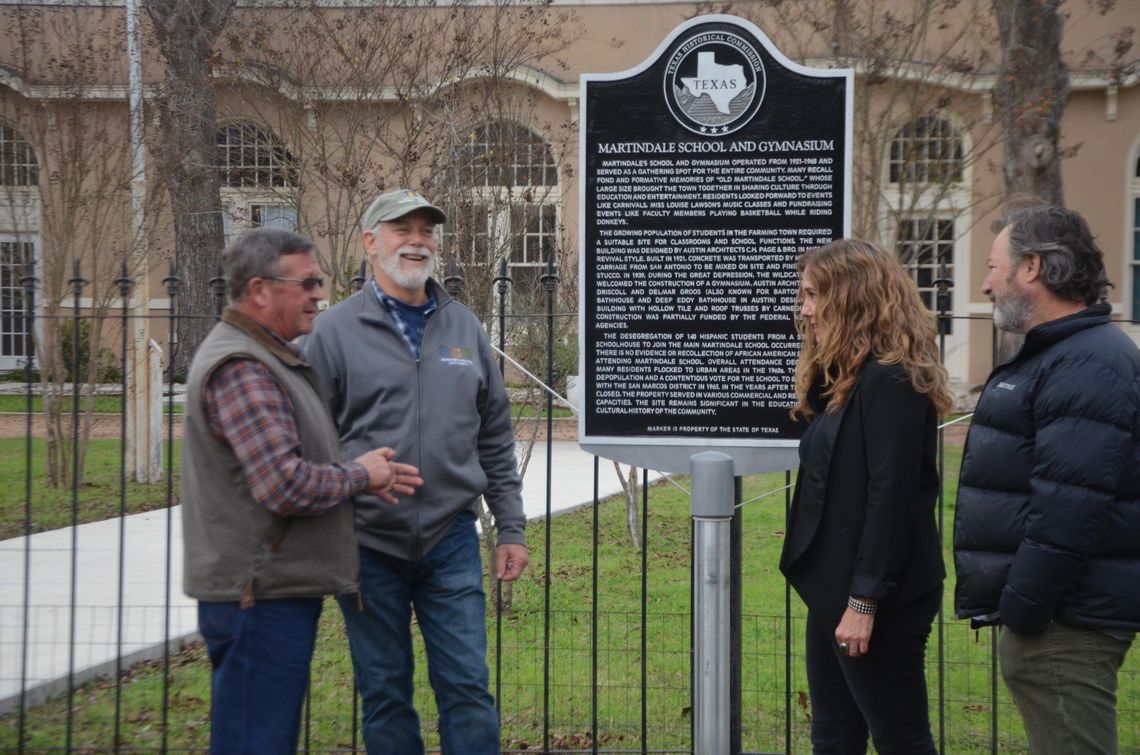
[992,0,1069,205]
[991,0,1070,363]
[145,0,234,375]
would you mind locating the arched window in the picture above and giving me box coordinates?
[1,122,40,370]
[888,116,964,185]
[216,122,297,189]
[216,122,298,242]
[442,121,560,312]
[452,121,558,190]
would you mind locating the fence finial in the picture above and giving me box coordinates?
[116,260,135,300]
[209,264,226,317]
[21,259,38,297]
[352,260,368,292]
[69,259,87,298]
[540,253,558,294]
[444,256,464,298]
[163,261,181,298]
[494,257,512,296]
[934,258,953,336]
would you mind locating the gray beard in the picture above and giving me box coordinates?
[992,288,1032,333]
[380,247,435,291]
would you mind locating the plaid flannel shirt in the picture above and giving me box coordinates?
[205,354,369,516]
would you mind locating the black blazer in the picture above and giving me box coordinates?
[779,360,945,629]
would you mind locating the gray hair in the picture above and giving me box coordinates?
[994,205,1110,306]
[222,227,316,302]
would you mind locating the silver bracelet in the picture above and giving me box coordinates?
[848,596,878,615]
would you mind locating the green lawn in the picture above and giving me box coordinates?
[0,438,181,539]
[0,395,183,414]
[2,439,1138,752]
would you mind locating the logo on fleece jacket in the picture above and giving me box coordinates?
[439,346,474,367]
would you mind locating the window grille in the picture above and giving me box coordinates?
[888,117,963,185]
[1,123,38,187]
[216,122,297,189]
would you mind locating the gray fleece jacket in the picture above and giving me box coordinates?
[305,278,526,561]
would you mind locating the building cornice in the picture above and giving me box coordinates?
[800,57,1139,95]
[2,58,1135,104]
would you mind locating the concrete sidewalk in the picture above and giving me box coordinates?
[0,442,664,713]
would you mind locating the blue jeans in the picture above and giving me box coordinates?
[804,588,940,754]
[197,597,323,755]
[1000,621,1133,755]
[338,511,498,755]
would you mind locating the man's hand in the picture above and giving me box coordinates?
[495,543,529,582]
[354,447,423,504]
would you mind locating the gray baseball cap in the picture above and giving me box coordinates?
[360,189,447,230]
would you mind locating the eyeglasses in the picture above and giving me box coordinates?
[266,276,324,292]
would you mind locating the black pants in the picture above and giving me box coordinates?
[804,587,941,755]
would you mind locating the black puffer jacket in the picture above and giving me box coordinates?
[954,303,1140,635]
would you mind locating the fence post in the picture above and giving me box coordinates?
[934,258,953,753]
[731,477,742,755]
[492,256,511,716]
[17,259,38,755]
[64,258,87,752]
[540,253,558,752]
[691,451,734,755]
[114,260,134,751]
[494,257,510,376]
[160,260,181,752]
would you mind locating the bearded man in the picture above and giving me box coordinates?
[305,190,529,754]
[954,205,1139,755]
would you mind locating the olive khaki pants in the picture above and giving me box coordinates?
[999,621,1132,755]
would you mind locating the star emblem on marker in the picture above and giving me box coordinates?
[700,126,709,134]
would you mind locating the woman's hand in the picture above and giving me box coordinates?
[834,608,875,658]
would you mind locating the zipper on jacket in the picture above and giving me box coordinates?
[409,295,451,560]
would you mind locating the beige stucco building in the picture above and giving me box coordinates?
[1,0,1138,388]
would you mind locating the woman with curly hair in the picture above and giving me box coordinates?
[779,238,953,754]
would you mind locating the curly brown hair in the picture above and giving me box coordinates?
[792,238,953,418]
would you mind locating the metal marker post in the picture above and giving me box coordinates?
[692,451,734,755]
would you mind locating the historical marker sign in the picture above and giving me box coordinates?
[579,15,853,473]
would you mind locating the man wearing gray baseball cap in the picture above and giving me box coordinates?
[306,189,529,754]
[360,188,448,227]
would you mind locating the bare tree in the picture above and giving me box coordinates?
[214,1,581,305]
[3,6,158,486]
[146,0,234,374]
[210,0,583,600]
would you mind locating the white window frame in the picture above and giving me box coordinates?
[896,216,957,326]
[0,233,39,372]
[1127,142,1140,328]
[880,114,972,383]
[1,121,42,372]
[441,121,561,317]
[216,122,299,245]
[220,192,299,245]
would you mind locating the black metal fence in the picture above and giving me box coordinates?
[0,259,1137,753]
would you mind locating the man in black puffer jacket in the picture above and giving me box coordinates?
[955,205,1139,755]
